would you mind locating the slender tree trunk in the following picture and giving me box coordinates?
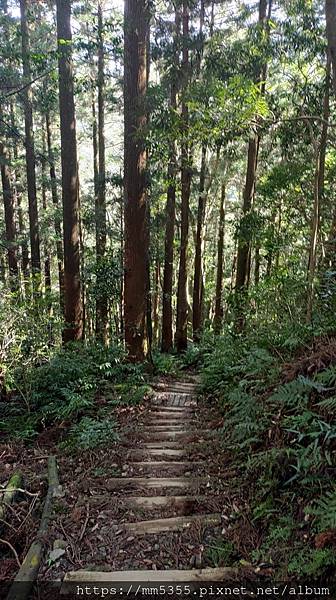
[95,0,108,344]
[0,141,19,292]
[175,0,191,353]
[124,0,150,361]
[234,0,269,331]
[255,245,260,285]
[10,102,29,296]
[306,58,330,323]
[56,0,83,342]
[161,8,179,353]
[192,144,207,342]
[214,183,226,335]
[326,0,336,94]
[41,127,51,308]
[45,112,65,311]
[19,0,41,289]
[152,257,160,344]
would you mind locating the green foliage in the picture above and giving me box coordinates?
[205,540,236,567]
[287,548,336,578]
[66,416,119,450]
[307,488,336,531]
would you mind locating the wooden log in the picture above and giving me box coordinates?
[6,456,60,600]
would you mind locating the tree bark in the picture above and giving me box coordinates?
[41,126,51,307]
[124,0,150,361]
[175,0,191,353]
[19,0,41,288]
[192,144,207,342]
[46,111,65,311]
[0,141,19,291]
[214,183,226,335]
[234,0,269,331]
[161,8,180,353]
[95,0,108,345]
[326,0,336,94]
[306,57,330,323]
[56,0,83,342]
[10,102,30,297]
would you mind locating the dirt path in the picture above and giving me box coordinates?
[58,377,238,588]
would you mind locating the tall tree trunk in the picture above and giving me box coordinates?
[192,144,207,342]
[95,0,108,344]
[255,245,261,285]
[56,0,83,342]
[0,141,19,292]
[19,0,41,290]
[306,58,330,323]
[175,0,191,353]
[161,7,180,353]
[234,0,270,331]
[152,257,160,344]
[46,111,65,311]
[214,183,226,335]
[326,0,336,94]
[10,102,29,296]
[124,0,150,361]
[41,127,51,307]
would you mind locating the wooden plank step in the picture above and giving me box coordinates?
[127,460,198,467]
[141,425,187,431]
[105,477,205,490]
[62,568,238,589]
[129,448,185,458]
[120,495,206,509]
[150,406,194,412]
[124,513,221,535]
[140,431,190,441]
[143,442,184,448]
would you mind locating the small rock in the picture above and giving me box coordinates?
[53,539,67,551]
[48,548,66,563]
[126,536,135,542]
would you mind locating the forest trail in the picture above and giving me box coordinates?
[61,378,237,588]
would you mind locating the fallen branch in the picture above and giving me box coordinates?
[0,538,21,568]
[6,456,61,600]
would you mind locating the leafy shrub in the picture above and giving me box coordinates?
[66,417,119,450]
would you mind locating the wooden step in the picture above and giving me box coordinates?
[62,567,238,590]
[141,425,187,432]
[128,461,196,467]
[105,477,205,490]
[120,495,206,509]
[142,442,184,448]
[124,513,221,535]
[140,431,190,441]
[150,406,194,413]
[129,448,186,458]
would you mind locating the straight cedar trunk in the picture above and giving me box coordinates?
[95,0,108,344]
[19,0,41,287]
[152,257,160,344]
[175,0,191,353]
[41,127,51,306]
[192,144,207,342]
[10,102,30,296]
[234,0,269,331]
[124,0,150,361]
[326,0,336,94]
[161,7,180,353]
[306,58,330,323]
[0,141,19,291]
[46,111,65,311]
[214,183,226,335]
[56,0,83,342]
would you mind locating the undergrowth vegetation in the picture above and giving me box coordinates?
[200,323,336,581]
[0,341,148,445]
